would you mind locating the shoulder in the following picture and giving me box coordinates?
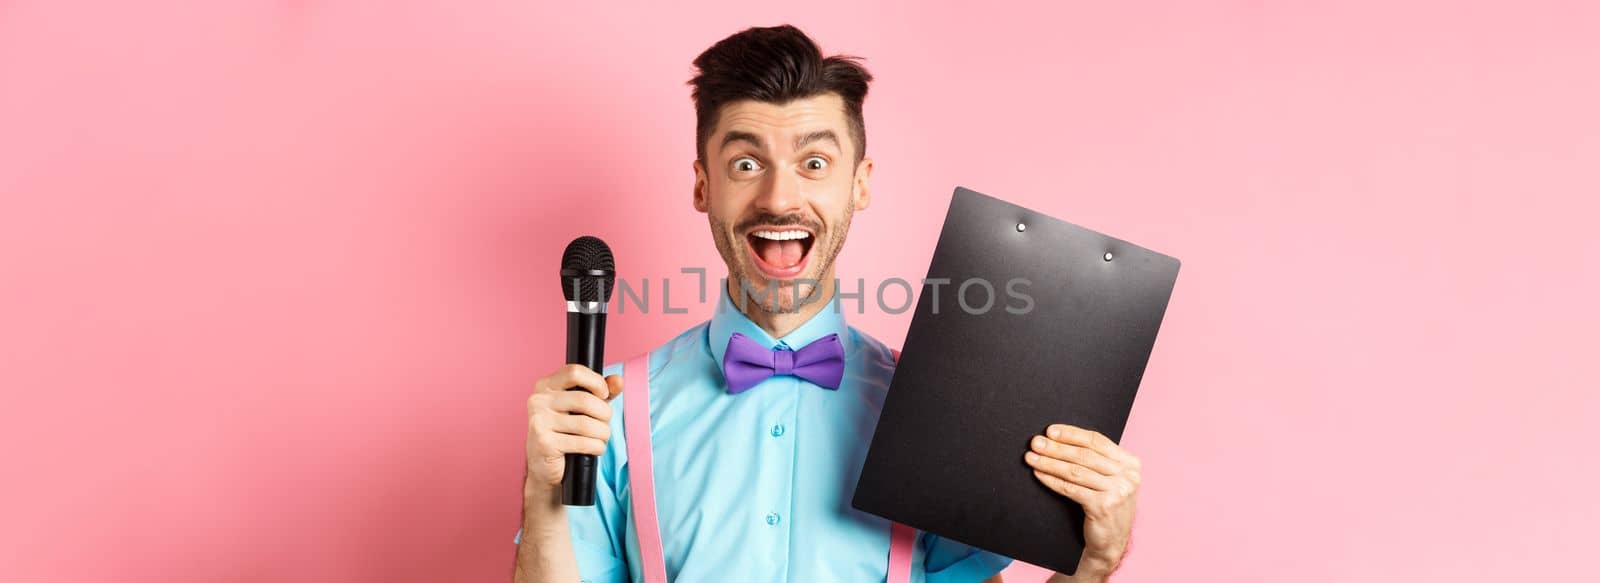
[845,325,899,387]
[592,320,713,463]
[601,320,711,379]
[848,325,897,365]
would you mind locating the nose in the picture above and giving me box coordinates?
[754,167,803,215]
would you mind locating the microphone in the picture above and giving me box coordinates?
[559,235,615,506]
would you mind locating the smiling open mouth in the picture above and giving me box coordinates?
[745,228,816,279]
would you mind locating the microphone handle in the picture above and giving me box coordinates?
[561,309,606,506]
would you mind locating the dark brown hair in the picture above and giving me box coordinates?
[689,25,874,164]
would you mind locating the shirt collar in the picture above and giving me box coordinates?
[708,285,851,367]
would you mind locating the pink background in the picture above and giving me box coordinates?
[2,2,1597,581]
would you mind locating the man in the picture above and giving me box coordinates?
[514,25,1140,582]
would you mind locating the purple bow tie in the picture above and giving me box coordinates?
[722,332,846,394]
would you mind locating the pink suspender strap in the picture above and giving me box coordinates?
[623,354,668,583]
[621,349,913,583]
[888,522,914,583]
[886,350,914,583]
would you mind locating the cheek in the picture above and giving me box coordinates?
[712,200,746,226]
[810,182,856,221]
[709,180,754,212]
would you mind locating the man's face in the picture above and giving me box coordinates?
[694,93,873,313]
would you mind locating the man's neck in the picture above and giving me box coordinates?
[726,276,837,340]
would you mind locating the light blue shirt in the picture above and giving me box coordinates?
[519,289,1013,582]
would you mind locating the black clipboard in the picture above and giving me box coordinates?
[852,187,1180,575]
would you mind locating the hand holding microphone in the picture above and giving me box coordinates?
[523,364,622,495]
[523,236,618,506]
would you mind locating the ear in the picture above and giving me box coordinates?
[692,159,710,213]
[852,157,874,211]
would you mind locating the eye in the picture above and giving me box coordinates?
[803,156,828,171]
[732,157,761,173]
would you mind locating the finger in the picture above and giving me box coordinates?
[550,411,611,441]
[1033,469,1101,507]
[1025,452,1116,491]
[548,390,613,423]
[551,433,607,456]
[604,374,624,401]
[536,364,610,400]
[1030,435,1119,476]
[1047,424,1138,467]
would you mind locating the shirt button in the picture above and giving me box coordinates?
[765,512,781,526]
[770,424,785,437]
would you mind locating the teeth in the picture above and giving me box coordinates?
[751,230,811,241]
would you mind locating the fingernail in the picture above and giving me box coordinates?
[1032,436,1048,449]
[1024,452,1038,463]
[1048,426,1061,439]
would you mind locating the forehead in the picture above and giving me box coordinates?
[712,93,851,151]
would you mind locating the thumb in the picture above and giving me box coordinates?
[604,374,625,401]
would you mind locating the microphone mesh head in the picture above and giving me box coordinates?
[560,236,615,303]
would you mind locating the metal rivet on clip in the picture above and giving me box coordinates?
[1103,252,1114,262]
[1017,223,1027,232]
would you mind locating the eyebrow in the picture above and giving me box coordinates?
[718,130,843,154]
[719,130,764,153]
[794,130,841,152]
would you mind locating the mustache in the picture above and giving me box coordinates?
[736,213,822,234]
